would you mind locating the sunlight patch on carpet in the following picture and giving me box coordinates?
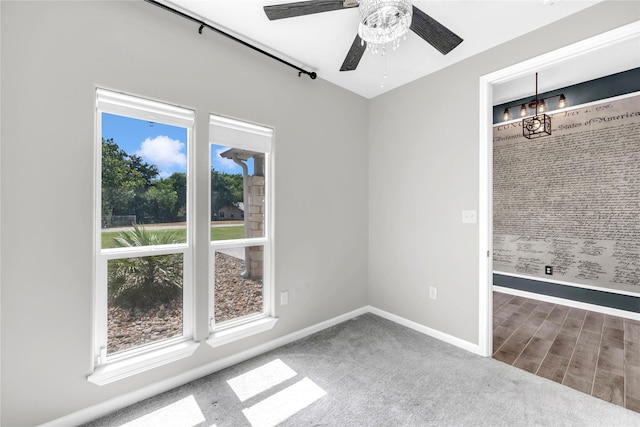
[119,395,205,427]
[242,377,327,427]
[227,358,297,402]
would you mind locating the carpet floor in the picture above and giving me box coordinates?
[84,313,640,426]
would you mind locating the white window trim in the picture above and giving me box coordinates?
[207,315,278,348]
[88,338,199,386]
[91,88,196,384]
[208,114,276,347]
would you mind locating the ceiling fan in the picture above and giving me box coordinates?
[263,0,463,72]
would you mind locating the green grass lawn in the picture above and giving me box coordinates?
[211,226,245,241]
[101,226,245,249]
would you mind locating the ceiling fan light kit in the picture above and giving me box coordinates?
[264,0,463,74]
[357,0,413,54]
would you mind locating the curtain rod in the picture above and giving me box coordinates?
[144,0,317,80]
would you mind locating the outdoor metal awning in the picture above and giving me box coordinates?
[219,148,260,161]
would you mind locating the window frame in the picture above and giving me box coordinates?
[207,114,277,347]
[89,88,198,385]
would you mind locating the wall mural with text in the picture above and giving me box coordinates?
[493,92,640,295]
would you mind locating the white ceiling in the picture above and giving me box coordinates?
[158,0,634,100]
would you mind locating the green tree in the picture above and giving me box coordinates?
[221,172,243,201]
[100,138,195,225]
[101,138,160,223]
[142,183,178,223]
[211,169,243,220]
[166,172,187,221]
[129,153,160,186]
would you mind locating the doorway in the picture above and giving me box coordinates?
[477,21,640,357]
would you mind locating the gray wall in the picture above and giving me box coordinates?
[0,1,368,425]
[1,0,639,425]
[368,1,639,344]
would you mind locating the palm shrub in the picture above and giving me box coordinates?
[108,224,183,309]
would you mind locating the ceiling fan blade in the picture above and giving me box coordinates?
[264,0,351,20]
[340,34,367,71]
[410,6,463,55]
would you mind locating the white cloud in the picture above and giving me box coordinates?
[136,136,186,172]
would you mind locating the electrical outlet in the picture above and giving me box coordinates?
[429,286,437,300]
[280,291,289,306]
[545,266,553,275]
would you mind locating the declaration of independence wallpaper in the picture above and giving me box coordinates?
[493,92,639,294]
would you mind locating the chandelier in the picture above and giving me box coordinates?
[358,0,413,55]
[522,73,552,139]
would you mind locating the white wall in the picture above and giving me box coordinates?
[2,0,639,425]
[0,1,368,425]
[368,1,640,344]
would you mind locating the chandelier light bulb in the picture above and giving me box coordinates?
[538,99,546,113]
[558,94,567,109]
[520,104,527,117]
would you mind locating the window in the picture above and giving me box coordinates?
[90,92,276,383]
[208,115,276,346]
[90,89,197,384]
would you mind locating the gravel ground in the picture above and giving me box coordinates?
[213,252,263,322]
[107,252,262,354]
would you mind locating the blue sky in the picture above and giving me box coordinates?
[102,113,187,178]
[102,113,245,177]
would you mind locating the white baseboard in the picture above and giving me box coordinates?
[40,306,369,427]
[367,306,482,356]
[41,305,480,426]
[494,285,640,321]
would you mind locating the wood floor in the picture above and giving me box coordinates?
[493,291,640,413]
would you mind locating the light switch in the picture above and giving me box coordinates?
[462,210,477,224]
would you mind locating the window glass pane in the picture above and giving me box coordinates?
[101,113,188,248]
[210,144,265,241]
[214,246,264,322]
[107,253,184,354]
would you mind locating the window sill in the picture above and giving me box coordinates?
[207,316,278,348]
[88,339,199,386]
